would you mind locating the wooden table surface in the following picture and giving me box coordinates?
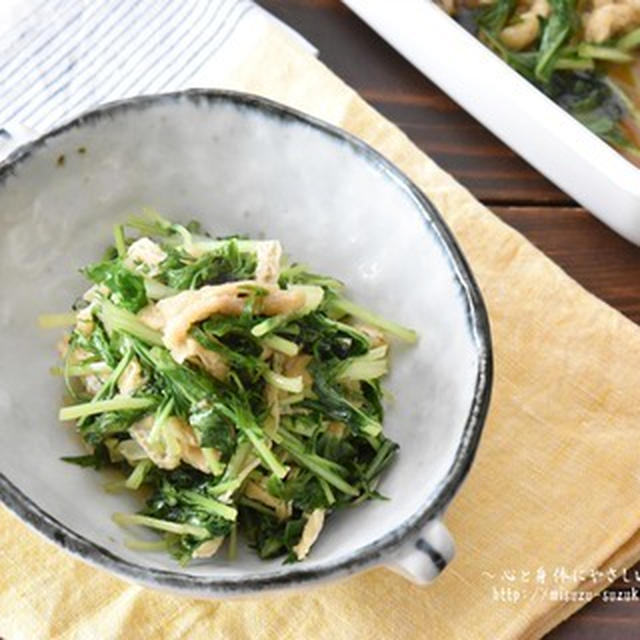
[258,1,640,637]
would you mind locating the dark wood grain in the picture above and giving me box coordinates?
[257,1,640,637]
[495,206,640,325]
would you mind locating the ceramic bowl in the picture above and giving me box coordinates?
[0,90,492,597]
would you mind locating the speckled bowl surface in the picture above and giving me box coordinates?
[0,90,491,597]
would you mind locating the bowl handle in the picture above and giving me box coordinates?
[389,518,455,585]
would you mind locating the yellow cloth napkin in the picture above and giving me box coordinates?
[3,23,640,640]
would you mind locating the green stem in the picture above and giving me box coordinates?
[222,442,252,483]
[125,209,173,237]
[264,370,303,393]
[148,397,175,445]
[113,224,127,258]
[76,345,134,427]
[112,512,208,538]
[51,362,112,377]
[279,392,305,407]
[365,439,398,482]
[60,396,154,421]
[144,278,178,300]
[181,490,238,521]
[125,459,152,490]
[202,448,225,476]
[37,312,78,328]
[319,478,336,505]
[330,296,417,343]
[207,478,242,496]
[617,27,640,51]
[278,433,358,496]
[554,57,595,71]
[251,286,324,337]
[124,537,169,551]
[260,334,300,356]
[237,496,278,517]
[336,358,387,382]
[251,315,286,337]
[578,44,634,63]
[243,428,289,479]
[100,300,164,346]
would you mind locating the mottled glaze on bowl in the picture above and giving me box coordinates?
[0,90,491,597]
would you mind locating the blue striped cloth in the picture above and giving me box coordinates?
[0,0,303,139]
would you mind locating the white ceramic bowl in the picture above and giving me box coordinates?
[0,91,492,597]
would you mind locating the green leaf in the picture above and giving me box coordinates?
[139,345,221,408]
[162,240,256,290]
[83,260,148,312]
[79,409,144,446]
[61,444,110,470]
[302,360,382,437]
[480,30,539,81]
[535,0,574,83]
[278,264,344,294]
[189,404,237,459]
[477,0,517,34]
[545,71,629,142]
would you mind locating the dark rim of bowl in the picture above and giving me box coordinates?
[0,89,493,594]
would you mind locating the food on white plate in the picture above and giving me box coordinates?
[441,0,640,166]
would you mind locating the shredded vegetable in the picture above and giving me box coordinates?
[45,210,417,564]
[445,0,640,163]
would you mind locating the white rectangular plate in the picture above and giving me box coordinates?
[343,0,640,245]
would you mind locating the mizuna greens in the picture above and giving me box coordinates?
[445,0,640,162]
[44,211,417,564]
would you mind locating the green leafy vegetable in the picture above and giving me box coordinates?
[83,261,147,312]
[456,0,640,159]
[47,213,417,564]
[477,0,517,34]
[535,0,574,82]
[162,240,257,290]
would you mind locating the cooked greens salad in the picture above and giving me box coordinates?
[42,212,417,564]
[443,0,640,163]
